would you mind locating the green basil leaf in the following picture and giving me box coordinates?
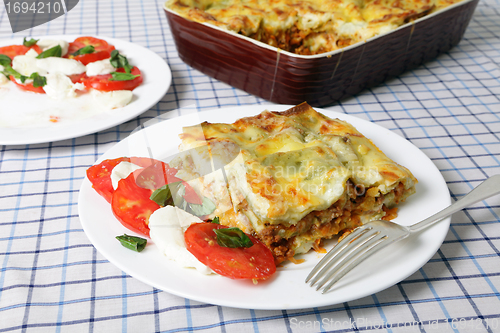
[36,45,62,59]
[23,37,39,47]
[2,65,22,79]
[150,184,174,207]
[71,45,95,56]
[30,72,46,88]
[214,227,253,248]
[110,50,133,73]
[116,234,147,252]
[0,54,11,67]
[188,197,216,217]
[149,181,185,207]
[109,72,140,81]
[211,216,220,224]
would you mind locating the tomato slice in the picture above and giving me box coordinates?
[66,41,85,56]
[9,75,46,94]
[112,172,160,237]
[66,37,115,64]
[184,223,276,280]
[67,37,115,56]
[86,157,157,203]
[182,182,203,205]
[71,50,112,65]
[0,44,41,63]
[82,66,143,92]
[135,160,183,190]
[69,73,88,84]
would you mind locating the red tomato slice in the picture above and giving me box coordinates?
[71,50,112,65]
[86,157,157,203]
[182,182,203,205]
[69,73,87,84]
[66,41,85,56]
[0,45,30,58]
[82,66,143,92]
[66,37,114,64]
[0,44,41,63]
[73,37,115,52]
[135,160,183,190]
[184,223,276,280]
[112,172,160,237]
[0,45,28,59]
[135,161,203,205]
[9,75,46,94]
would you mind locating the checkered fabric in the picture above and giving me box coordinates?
[0,0,499,332]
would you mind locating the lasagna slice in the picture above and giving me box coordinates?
[172,102,417,264]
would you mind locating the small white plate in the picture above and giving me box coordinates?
[0,35,171,145]
[78,105,451,310]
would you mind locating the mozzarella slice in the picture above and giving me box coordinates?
[36,57,86,76]
[91,90,133,109]
[36,39,69,56]
[12,50,47,76]
[110,161,143,190]
[43,72,85,99]
[148,206,213,275]
[86,58,115,76]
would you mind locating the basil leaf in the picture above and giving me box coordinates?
[211,216,220,224]
[149,181,185,207]
[189,197,216,217]
[110,50,133,73]
[109,72,140,81]
[2,65,22,79]
[0,54,11,67]
[23,37,39,47]
[30,72,46,88]
[116,234,147,252]
[36,45,62,59]
[214,228,253,248]
[150,184,174,207]
[71,45,95,56]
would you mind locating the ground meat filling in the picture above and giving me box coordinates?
[258,180,405,264]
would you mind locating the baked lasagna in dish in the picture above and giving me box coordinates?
[170,103,417,264]
[165,0,464,55]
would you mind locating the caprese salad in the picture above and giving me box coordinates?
[0,36,143,109]
[86,157,276,281]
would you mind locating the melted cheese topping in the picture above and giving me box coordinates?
[166,0,464,54]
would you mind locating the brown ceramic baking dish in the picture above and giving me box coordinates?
[164,0,478,107]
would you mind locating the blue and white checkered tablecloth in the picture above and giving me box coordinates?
[1,0,499,332]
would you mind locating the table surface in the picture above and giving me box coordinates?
[1,0,499,332]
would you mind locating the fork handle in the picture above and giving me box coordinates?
[410,174,500,232]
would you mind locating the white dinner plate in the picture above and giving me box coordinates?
[78,105,451,310]
[0,35,171,145]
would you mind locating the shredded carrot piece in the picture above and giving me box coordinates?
[312,241,327,253]
[288,257,305,265]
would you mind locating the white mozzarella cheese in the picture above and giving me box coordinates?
[36,39,69,56]
[86,58,115,76]
[91,90,133,109]
[110,161,143,190]
[43,72,85,99]
[12,50,47,76]
[148,206,213,275]
[36,57,86,76]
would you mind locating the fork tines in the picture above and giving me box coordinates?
[306,226,388,294]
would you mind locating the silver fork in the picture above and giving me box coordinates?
[306,174,500,294]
